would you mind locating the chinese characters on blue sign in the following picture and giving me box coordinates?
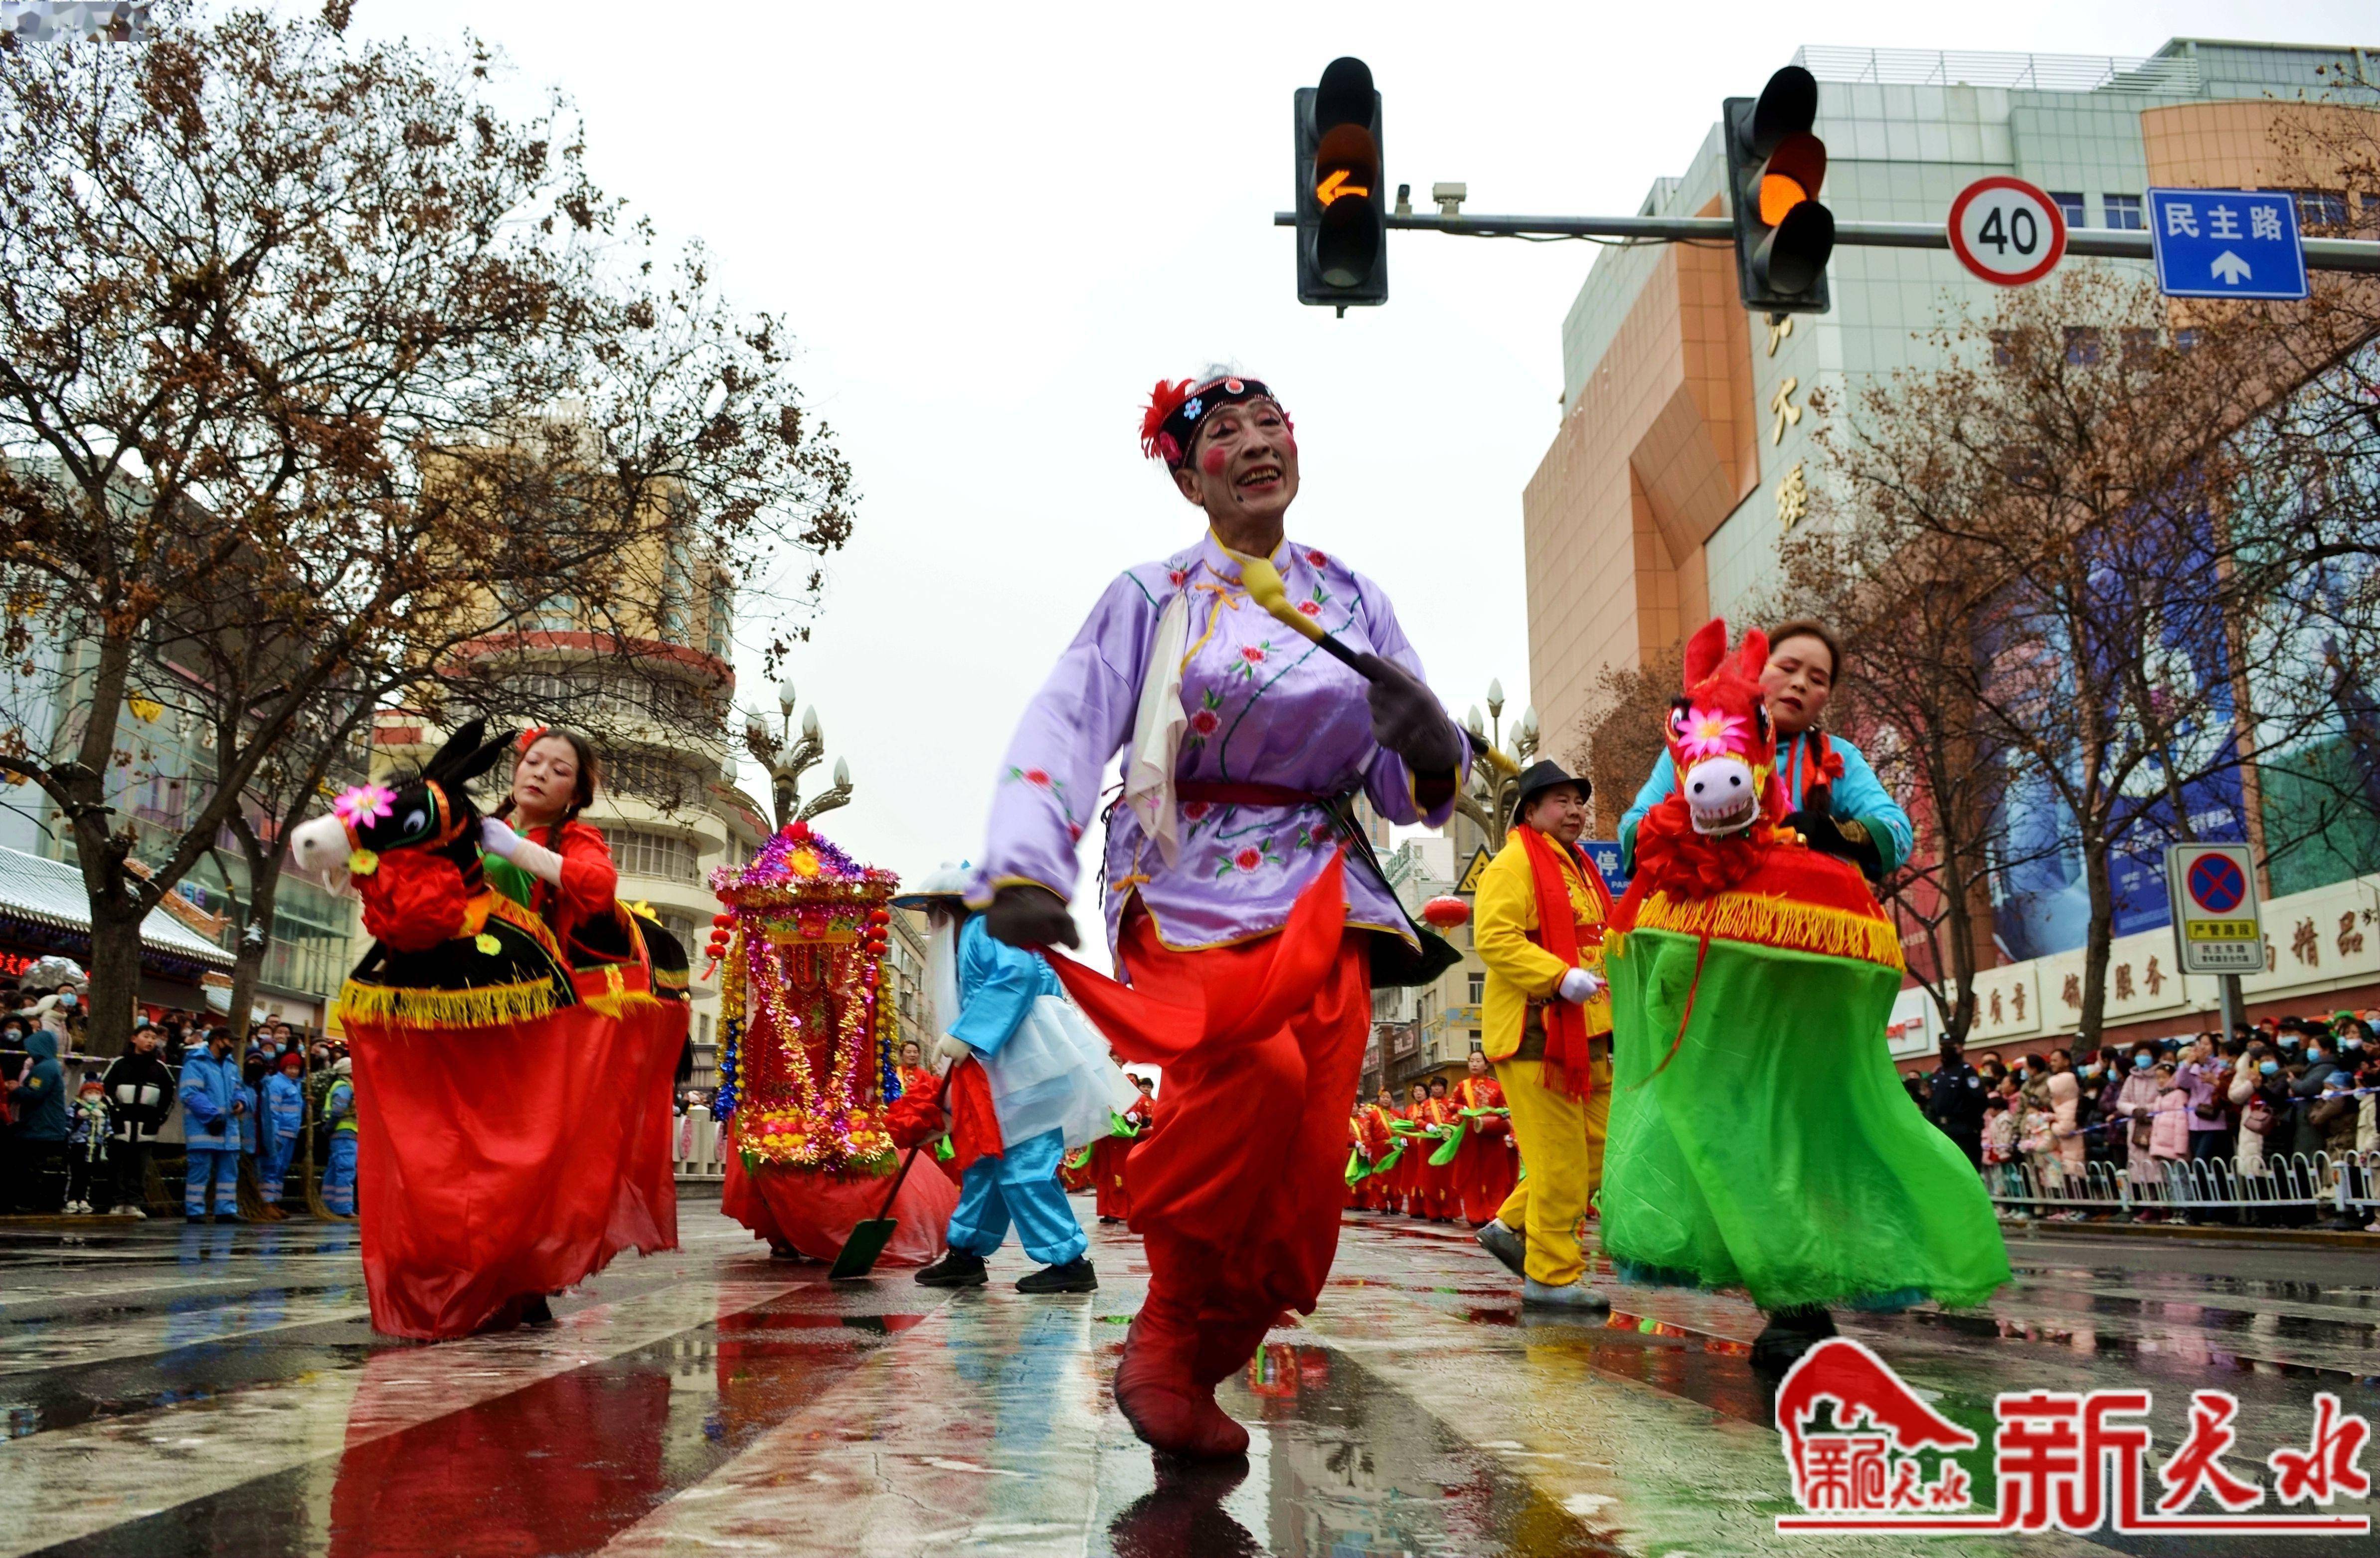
[2146,188,2307,301]
[1581,840,1629,898]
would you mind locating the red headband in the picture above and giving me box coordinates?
[517,726,549,753]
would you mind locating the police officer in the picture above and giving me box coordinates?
[1925,1036,1988,1169]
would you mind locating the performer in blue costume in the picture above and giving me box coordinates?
[898,865,1104,1294]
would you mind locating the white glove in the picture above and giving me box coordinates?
[1558,967,1604,1004]
[935,1035,974,1065]
[480,816,522,860]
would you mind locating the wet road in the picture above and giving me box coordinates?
[1,1203,2372,1557]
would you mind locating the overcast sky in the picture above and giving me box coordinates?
[341,1,2375,951]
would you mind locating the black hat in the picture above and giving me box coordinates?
[1515,759,1590,814]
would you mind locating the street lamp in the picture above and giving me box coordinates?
[743,681,852,831]
[1453,680,1539,852]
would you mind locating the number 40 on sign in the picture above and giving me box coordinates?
[1948,176,2069,287]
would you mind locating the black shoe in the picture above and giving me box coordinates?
[519,1294,555,1327]
[1750,1305,1837,1372]
[1017,1256,1098,1294]
[1099,1215,1122,1224]
[1475,1219,1526,1278]
[915,1250,989,1287]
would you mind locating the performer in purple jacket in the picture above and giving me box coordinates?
[972,368,1468,1458]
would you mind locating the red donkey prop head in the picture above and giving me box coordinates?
[1634,618,1786,898]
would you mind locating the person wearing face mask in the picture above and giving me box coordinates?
[970,368,1471,1460]
[97,1023,176,1215]
[1617,620,1913,885]
[177,1026,246,1221]
[2115,1048,2166,1218]
[2288,1034,2342,1161]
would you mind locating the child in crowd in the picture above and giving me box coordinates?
[63,1077,109,1214]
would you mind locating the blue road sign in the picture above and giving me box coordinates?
[2147,188,2307,300]
[1581,839,1629,897]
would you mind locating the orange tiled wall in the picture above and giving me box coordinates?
[2140,99,2380,190]
[1524,202,1754,758]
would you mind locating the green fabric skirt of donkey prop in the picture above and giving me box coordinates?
[1600,923,2011,1313]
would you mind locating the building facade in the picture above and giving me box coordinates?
[1524,37,2380,1052]
[1366,834,1491,1099]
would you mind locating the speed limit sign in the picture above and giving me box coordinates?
[1947,175,2067,286]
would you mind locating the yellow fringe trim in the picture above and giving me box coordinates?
[581,989,665,1020]
[1631,889,1904,972]
[336,977,564,1031]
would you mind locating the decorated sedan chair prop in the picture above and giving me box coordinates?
[710,823,961,1267]
[290,721,689,1341]
[1599,621,2008,1343]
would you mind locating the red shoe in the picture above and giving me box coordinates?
[1190,1311,1283,1389]
[1116,1317,1250,1459]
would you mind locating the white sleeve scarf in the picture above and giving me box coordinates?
[1122,588,1191,869]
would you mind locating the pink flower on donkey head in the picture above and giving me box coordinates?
[333,783,395,828]
[1676,707,1748,761]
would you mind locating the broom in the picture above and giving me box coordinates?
[828,1148,924,1280]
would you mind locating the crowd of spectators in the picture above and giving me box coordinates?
[1911,1012,2380,1231]
[2,988,356,1219]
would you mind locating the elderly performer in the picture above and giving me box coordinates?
[972,369,1468,1459]
[1471,760,1615,1310]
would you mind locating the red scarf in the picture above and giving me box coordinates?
[1513,824,1610,1099]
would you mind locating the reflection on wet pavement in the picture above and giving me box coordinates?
[0,1205,2371,1556]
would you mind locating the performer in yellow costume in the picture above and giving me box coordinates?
[1470,760,1614,1310]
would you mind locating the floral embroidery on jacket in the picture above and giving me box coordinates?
[1005,765,1076,823]
[1215,839,1283,877]
[1186,688,1225,747]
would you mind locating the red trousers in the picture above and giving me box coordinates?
[1047,854,1371,1390]
[1115,909,1370,1368]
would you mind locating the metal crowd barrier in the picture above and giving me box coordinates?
[1985,1149,2379,1222]
[672,1110,727,1181]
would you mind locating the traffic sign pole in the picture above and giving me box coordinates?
[1270,211,2380,273]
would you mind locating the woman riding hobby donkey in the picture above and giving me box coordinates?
[1598,620,2007,1370]
[293,721,687,1340]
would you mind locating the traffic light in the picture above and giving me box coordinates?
[1723,65,1834,314]
[1293,56,1387,311]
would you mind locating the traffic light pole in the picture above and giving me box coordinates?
[1269,210,2380,273]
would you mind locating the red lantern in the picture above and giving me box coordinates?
[711,913,735,927]
[1420,895,1471,930]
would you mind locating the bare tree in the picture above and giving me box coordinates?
[1813,269,2354,1048]
[1566,643,1682,844]
[0,6,853,1050]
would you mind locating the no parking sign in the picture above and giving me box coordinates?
[2163,842,2261,974]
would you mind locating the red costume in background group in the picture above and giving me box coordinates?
[1450,1073,1517,1227]
[1091,1089,1154,1221]
[1352,1100,1400,1212]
